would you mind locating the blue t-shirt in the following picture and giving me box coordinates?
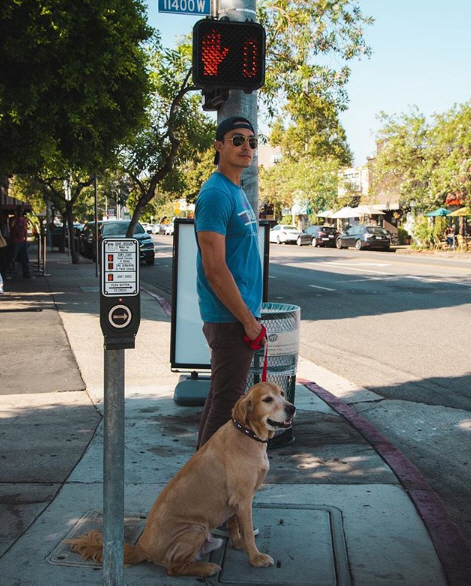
[195,172,262,323]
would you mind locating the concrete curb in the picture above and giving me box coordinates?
[300,379,471,586]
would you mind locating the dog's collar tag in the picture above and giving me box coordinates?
[232,418,268,443]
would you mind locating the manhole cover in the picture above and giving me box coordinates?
[208,504,351,585]
[46,510,146,568]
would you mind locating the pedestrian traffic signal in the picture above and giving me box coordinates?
[192,19,266,93]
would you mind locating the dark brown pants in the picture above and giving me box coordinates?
[197,322,254,449]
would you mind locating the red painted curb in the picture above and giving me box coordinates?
[299,378,471,586]
[141,287,172,316]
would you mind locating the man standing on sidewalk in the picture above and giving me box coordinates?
[194,116,264,449]
[9,206,30,278]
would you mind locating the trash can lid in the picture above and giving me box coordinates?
[261,302,300,315]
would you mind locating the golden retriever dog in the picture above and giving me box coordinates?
[68,382,295,577]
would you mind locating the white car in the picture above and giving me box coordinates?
[164,223,174,236]
[269,224,311,245]
[151,223,161,234]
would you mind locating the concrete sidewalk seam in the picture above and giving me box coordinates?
[300,378,471,586]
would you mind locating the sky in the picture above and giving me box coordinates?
[146,0,471,167]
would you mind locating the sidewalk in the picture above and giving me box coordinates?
[1,249,470,585]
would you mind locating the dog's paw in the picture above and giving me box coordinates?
[202,562,221,576]
[250,553,274,568]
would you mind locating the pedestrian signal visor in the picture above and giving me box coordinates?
[192,19,266,92]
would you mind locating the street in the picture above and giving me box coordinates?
[145,235,471,547]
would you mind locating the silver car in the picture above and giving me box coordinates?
[269,225,311,246]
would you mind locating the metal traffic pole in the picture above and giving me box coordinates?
[100,237,141,585]
[103,348,125,585]
[217,0,259,215]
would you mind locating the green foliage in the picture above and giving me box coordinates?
[412,217,434,249]
[256,0,371,165]
[0,0,153,174]
[432,216,447,244]
[259,156,340,219]
[179,148,216,203]
[279,217,294,225]
[258,0,373,118]
[428,102,471,209]
[371,107,431,210]
[121,45,215,201]
[397,227,411,245]
[372,101,471,212]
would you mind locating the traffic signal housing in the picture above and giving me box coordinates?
[193,19,266,93]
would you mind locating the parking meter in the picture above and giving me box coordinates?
[100,237,140,349]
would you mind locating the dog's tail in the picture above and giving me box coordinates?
[67,530,147,565]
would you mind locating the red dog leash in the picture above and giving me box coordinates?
[244,325,268,382]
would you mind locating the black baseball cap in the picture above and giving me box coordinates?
[214,116,255,165]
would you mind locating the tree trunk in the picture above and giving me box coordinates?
[65,201,80,264]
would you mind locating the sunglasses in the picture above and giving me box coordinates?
[222,134,258,149]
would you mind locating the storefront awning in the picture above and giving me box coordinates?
[0,194,32,212]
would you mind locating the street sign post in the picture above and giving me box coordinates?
[158,0,210,15]
[99,237,141,586]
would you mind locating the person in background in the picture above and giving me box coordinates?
[9,206,30,278]
[445,224,455,249]
[194,116,265,450]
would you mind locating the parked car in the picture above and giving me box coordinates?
[304,225,339,247]
[269,224,311,246]
[336,225,391,251]
[140,222,153,234]
[164,223,174,236]
[79,220,155,264]
[151,223,161,234]
[78,221,103,259]
[51,222,84,248]
[101,220,155,265]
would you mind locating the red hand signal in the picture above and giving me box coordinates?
[201,30,229,76]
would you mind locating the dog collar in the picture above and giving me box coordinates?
[232,418,268,443]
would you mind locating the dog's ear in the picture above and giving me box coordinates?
[232,393,252,425]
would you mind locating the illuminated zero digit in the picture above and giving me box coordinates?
[243,38,258,78]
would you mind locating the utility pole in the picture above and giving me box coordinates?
[216,0,259,215]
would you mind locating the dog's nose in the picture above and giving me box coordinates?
[285,404,296,416]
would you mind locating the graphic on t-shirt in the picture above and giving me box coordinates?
[237,205,257,226]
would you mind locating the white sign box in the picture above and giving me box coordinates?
[170,220,269,370]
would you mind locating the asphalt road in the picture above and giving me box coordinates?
[148,235,471,411]
[267,243,471,411]
[145,235,471,546]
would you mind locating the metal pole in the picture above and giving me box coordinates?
[103,348,125,586]
[94,175,99,278]
[217,0,259,216]
[42,232,49,276]
[37,230,42,273]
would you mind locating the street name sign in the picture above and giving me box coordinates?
[158,0,210,15]
[101,238,139,296]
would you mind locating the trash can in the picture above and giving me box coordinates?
[246,302,300,448]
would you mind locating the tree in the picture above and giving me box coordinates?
[371,102,471,215]
[428,101,471,210]
[10,173,93,262]
[1,0,154,261]
[0,0,153,175]
[120,45,215,236]
[269,105,352,166]
[370,108,432,211]
[258,0,372,142]
[259,156,340,219]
